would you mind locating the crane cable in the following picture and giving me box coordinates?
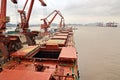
[40,5,47,30]
[14,4,19,24]
[14,1,19,25]
[42,6,47,18]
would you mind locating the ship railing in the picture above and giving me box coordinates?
[53,74,75,80]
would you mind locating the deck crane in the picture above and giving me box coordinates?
[17,0,46,45]
[41,10,65,34]
[0,0,22,60]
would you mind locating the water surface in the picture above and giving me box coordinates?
[74,27,120,80]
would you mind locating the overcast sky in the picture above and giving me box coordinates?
[7,0,120,24]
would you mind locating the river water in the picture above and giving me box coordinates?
[74,27,120,80]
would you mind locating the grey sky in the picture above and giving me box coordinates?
[7,0,120,24]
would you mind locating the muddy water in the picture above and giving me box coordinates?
[74,27,120,80]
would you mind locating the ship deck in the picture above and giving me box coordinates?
[0,29,79,80]
[0,70,52,80]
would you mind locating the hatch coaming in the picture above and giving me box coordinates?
[33,50,61,59]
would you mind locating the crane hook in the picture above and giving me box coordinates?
[39,0,47,6]
[11,0,17,4]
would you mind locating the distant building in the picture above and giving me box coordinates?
[106,22,118,27]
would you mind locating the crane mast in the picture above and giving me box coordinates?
[0,0,7,32]
[0,0,17,33]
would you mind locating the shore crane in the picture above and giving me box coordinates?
[41,10,65,34]
[0,0,22,60]
[17,0,46,45]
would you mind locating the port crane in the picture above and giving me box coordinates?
[41,10,65,34]
[0,0,22,60]
[17,0,46,45]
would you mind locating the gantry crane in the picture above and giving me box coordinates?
[17,0,46,45]
[0,0,22,60]
[41,10,65,34]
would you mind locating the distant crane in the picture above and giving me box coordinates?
[41,10,65,34]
